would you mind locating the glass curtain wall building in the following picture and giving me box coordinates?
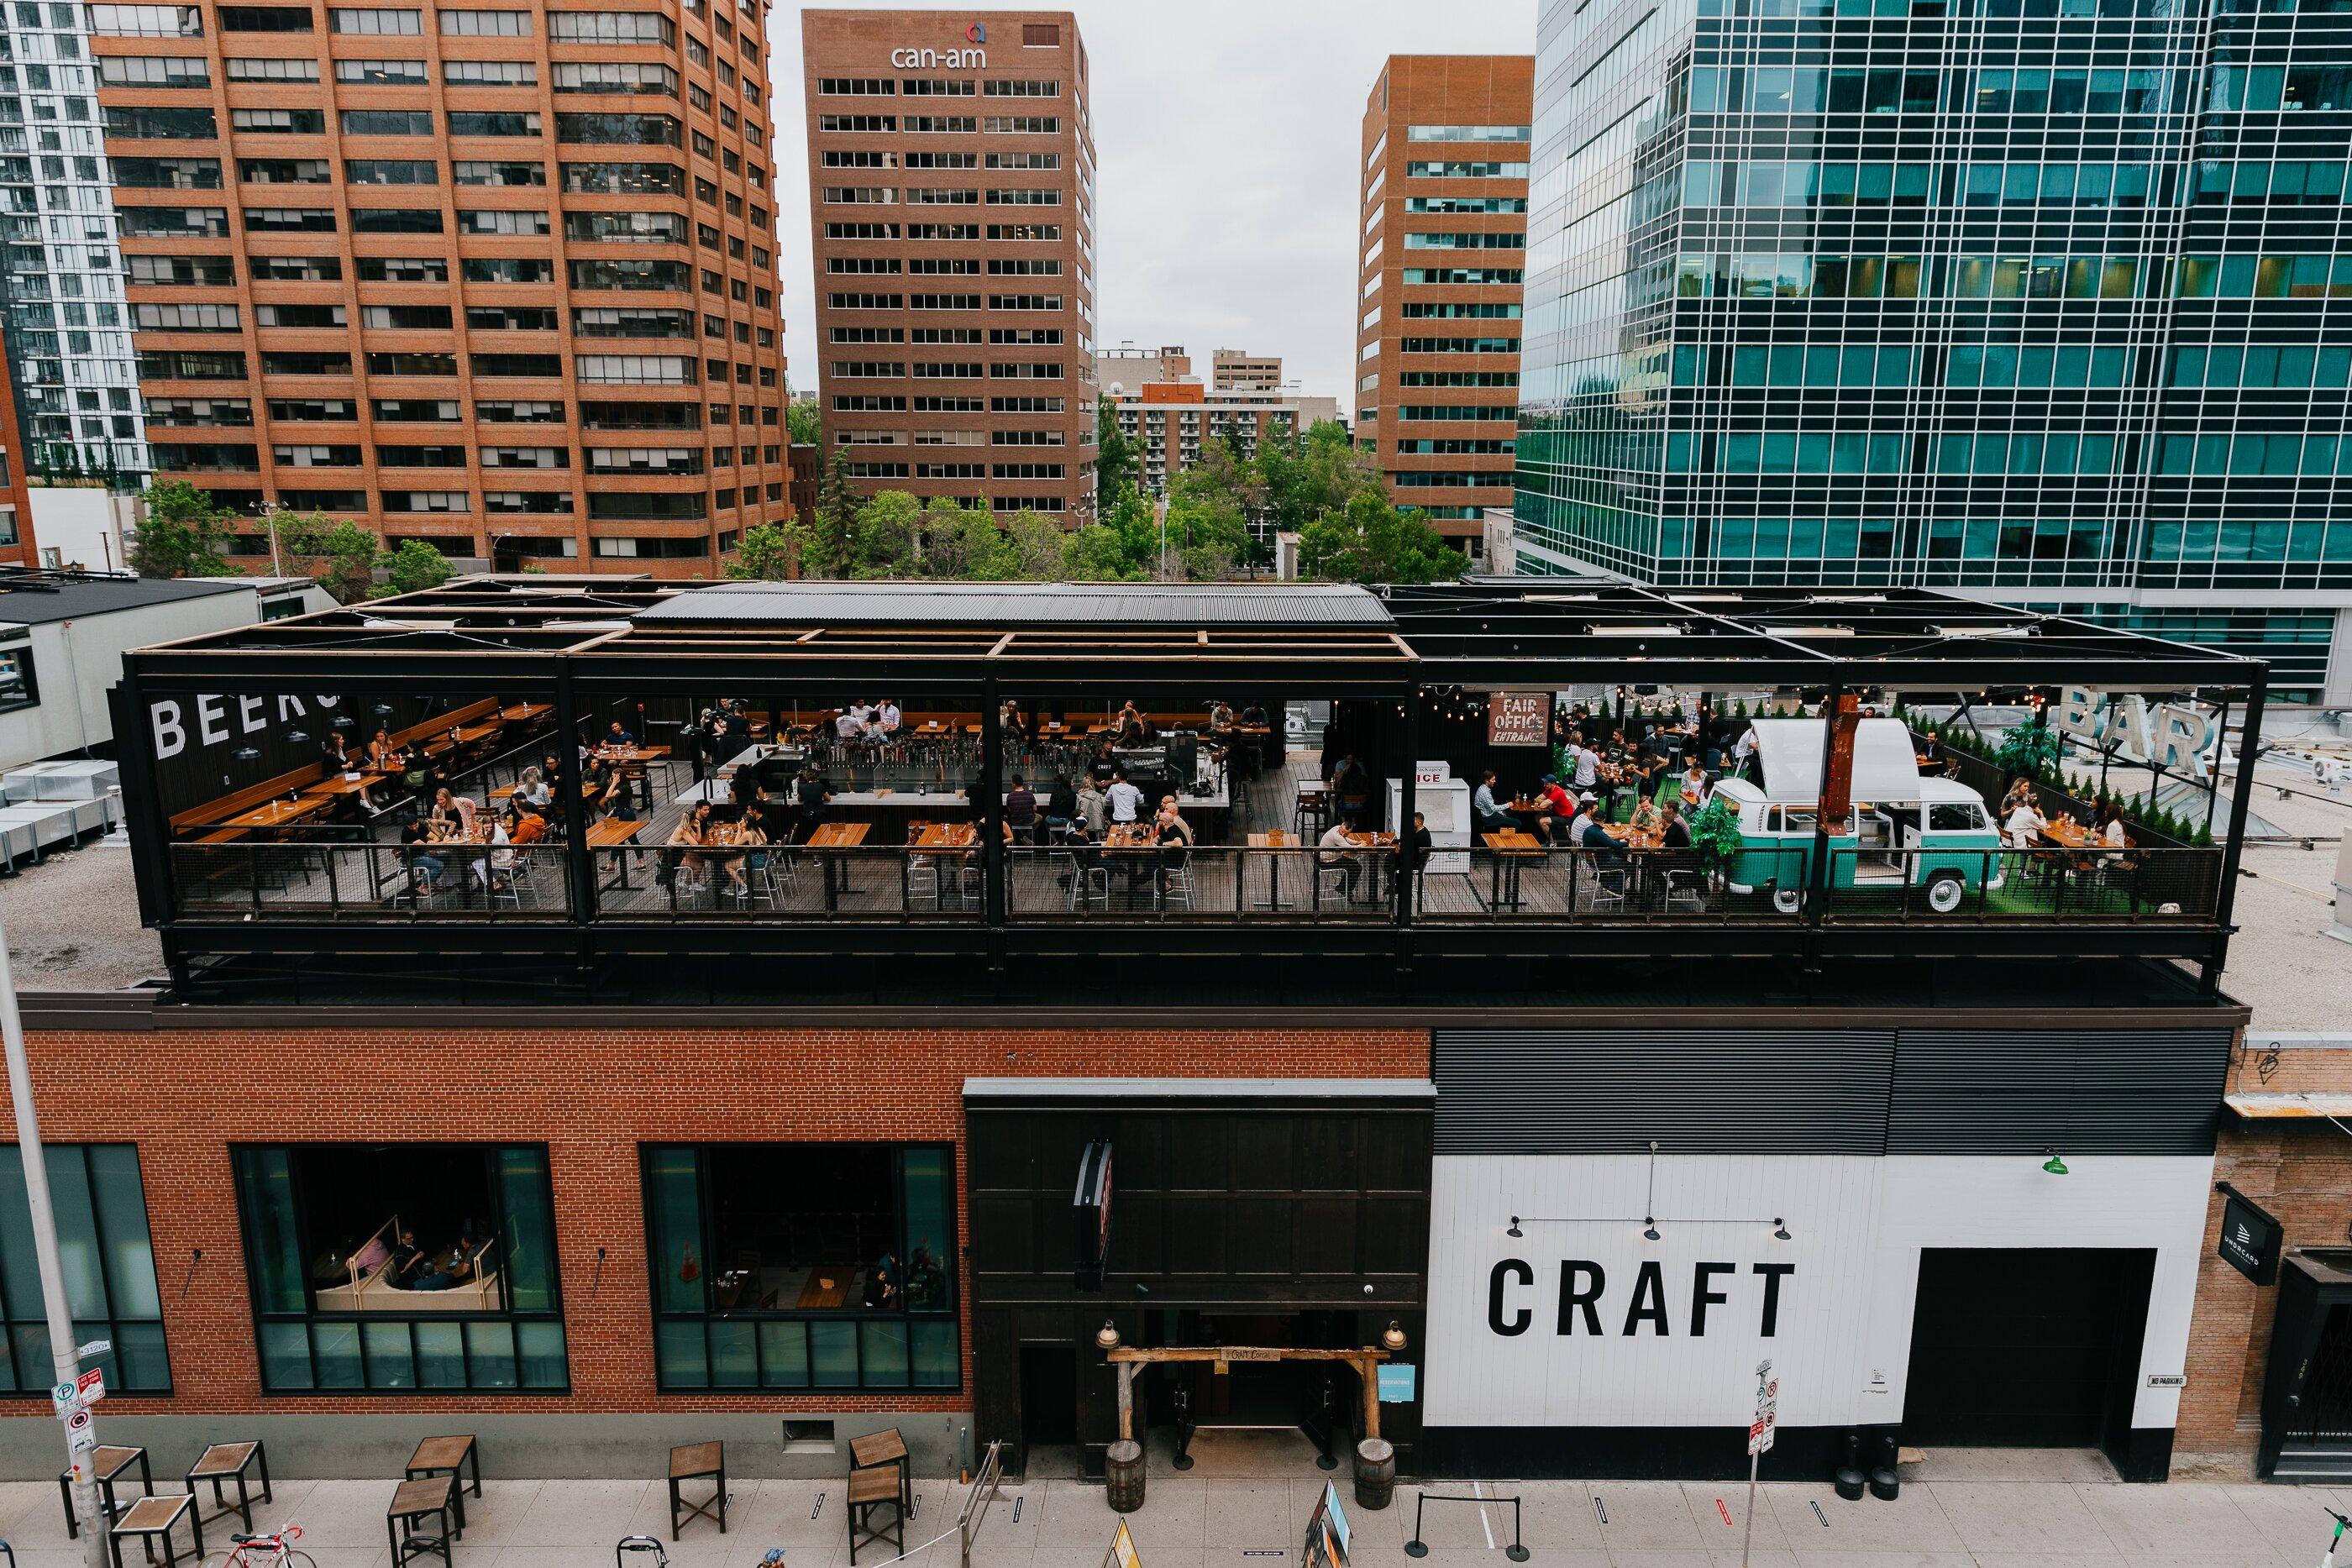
[0,1,150,482]
[1511,0,2352,699]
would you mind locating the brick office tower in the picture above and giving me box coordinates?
[1356,56,1531,565]
[92,0,795,579]
[801,10,1095,525]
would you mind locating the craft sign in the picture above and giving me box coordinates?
[2051,688,2215,773]
[1488,691,1551,748]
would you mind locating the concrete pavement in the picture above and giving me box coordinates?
[0,1470,2342,1568]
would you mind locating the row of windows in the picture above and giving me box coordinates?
[1396,405,1520,421]
[1688,63,2183,118]
[2191,160,2352,207]
[815,76,1063,97]
[839,461,1067,479]
[1399,267,1525,286]
[828,361,1067,379]
[1674,251,2155,301]
[826,258,1060,275]
[827,396,1068,412]
[821,150,1060,170]
[134,349,776,385]
[1404,160,1529,179]
[145,397,734,432]
[102,108,753,154]
[819,223,1062,241]
[825,294,1064,310]
[121,255,772,307]
[1686,159,2168,209]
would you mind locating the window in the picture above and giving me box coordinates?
[444,60,534,85]
[454,160,545,186]
[0,1146,167,1394]
[113,156,222,189]
[329,7,421,32]
[225,56,318,79]
[105,105,218,139]
[232,1144,564,1393]
[240,158,332,184]
[216,3,308,27]
[437,7,528,32]
[126,254,239,287]
[92,3,202,34]
[448,112,540,136]
[336,58,427,83]
[643,1144,958,1391]
[557,113,681,146]
[232,108,324,133]
[340,109,434,136]
[346,159,437,185]
[100,55,211,87]
[0,648,35,718]
[1405,123,1531,142]
[549,9,669,40]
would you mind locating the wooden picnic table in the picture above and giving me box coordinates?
[586,815,646,890]
[304,773,384,799]
[1604,823,1666,850]
[912,823,976,852]
[500,703,551,724]
[806,821,870,909]
[1482,830,1544,912]
[223,796,329,831]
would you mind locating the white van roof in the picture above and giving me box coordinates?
[1752,717,1925,803]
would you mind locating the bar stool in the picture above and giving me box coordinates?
[184,1442,271,1533]
[108,1495,199,1568]
[667,1441,727,1540]
[386,1475,460,1568]
[63,1446,153,1539]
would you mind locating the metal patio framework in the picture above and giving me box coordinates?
[110,577,2268,989]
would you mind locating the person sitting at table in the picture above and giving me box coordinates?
[1105,766,1144,826]
[1240,701,1268,727]
[876,697,903,735]
[1630,794,1663,834]
[667,802,714,895]
[1404,810,1433,905]
[1317,817,1366,903]
[1327,751,1368,806]
[1577,801,1624,864]
[481,817,517,892]
[1074,774,1109,837]
[1659,796,1692,848]
[1530,774,1575,844]
[1151,794,1194,903]
[589,760,629,822]
[369,726,402,772]
[2002,777,2036,819]
[1679,762,1709,806]
[706,813,755,900]
[1113,700,1147,744]
[1005,774,1040,844]
[1044,771,1078,839]
[1000,697,1032,743]
[2003,793,2048,850]
[1208,699,1234,732]
[864,1252,900,1310]
[735,812,770,880]
[605,718,636,750]
[398,818,446,899]
[428,786,464,831]
[1472,770,1515,837]
[508,801,549,847]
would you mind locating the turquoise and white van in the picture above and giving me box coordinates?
[1712,718,2005,914]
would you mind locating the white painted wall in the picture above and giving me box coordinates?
[28,487,136,574]
[0,590,263,770]
[1422,1152,2213,1432]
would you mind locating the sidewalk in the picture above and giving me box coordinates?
[0,1469,2339,1568]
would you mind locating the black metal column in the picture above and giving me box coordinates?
[979,679,1005,969]
[1800,674,1848,984]
[553,658,596,936]
[2204,669,2267,994]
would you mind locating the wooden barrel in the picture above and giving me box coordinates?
[1352,1438,1396,1510]
[1105,1440,1146,1513]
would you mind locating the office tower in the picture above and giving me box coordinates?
[3,2,150,485]
[801,9,1095,523]
[1357,55,1531,564]
[92,0,794,579]
[1510,0,2352,699]
[1210,349,1280,394]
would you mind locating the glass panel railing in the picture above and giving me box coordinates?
[170,837,574,920]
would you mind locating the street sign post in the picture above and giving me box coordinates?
[74,1367,102,1404]
[1740,1360,1777,1568]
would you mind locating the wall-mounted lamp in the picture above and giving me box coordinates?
[231,745,260,763]
[285,727,308,744]
[1095,1319,1121,1350]
[2042,1148,2071,1176]
[1380,1320,1408,1353]
[1641,1217,1662,1242]
[1505,1216,1522,1238]
[1773,1219,1793,1241]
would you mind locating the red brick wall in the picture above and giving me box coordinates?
[2177,1039,2352,1469]
[19,1026,1427,1416]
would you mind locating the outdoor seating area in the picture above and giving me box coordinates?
[119,579,2267,988]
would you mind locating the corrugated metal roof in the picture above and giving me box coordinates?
[634,581,1394,628]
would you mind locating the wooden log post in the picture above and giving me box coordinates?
[1105,1362,1144,1513]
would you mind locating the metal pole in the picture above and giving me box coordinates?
[1739,1450,1757,1568]
[0,911,108,1568]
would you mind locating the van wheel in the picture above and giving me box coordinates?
[1926,873,1965,914]
[1772,887,1802,915]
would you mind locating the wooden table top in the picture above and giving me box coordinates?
[223,797,328,830]
[304,774,383,798]
[848,1466,900,1504]
[88,1445,143,1480]
[669,1440,724,1480]
[1483,831,1545,853]
[407,1435,475,1471]
[187,1441,259,1477]
[501,704,551,723]
[592,745,670,765]
[1247,831,1301,847]
[454,722,500,744]
[849,1429,908,1470]
[1604,825,1666,849]
[806,822,871,849]
[2041,820,2128,851]
[114,1496,191,1534]
[387,1476,454,1517]
[1101,825,1157,852]
[913,824,976,852]
[795,1272,853,1310]
[586,818,645,847]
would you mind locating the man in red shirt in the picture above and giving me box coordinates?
[1535,774,1575,844]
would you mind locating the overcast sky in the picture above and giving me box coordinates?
[769,0,1539,409]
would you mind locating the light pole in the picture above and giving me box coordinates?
[0,912,107,1568]
[260,501,285,578]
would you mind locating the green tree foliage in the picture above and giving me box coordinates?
[382,538,456,595]
[1295,488,1467,585]
[786,396,822,447]
[128,480,233,579]
[1095,394,1135,511]
[279,511,380,604]
[726,519,801,581]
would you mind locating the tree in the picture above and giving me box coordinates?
[382,539,456,595]
[1095,394,1135,511]
[786,396,822,447]
[1161,493,1252,581]
[1296,488,1467,585]
[280,511,380,604]
[791,447,862,579]
[1005,509,1072,579]
[128,479,233,579]
[726,519,801,580]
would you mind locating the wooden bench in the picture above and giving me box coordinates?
[667,1440,726,1540]
[848,1428,911,1514]
[171,698,522,838]
[846,1465,902,1565]
[62,1445,152,1538]
[386,1474,459,1568]
[404,1435,481,1518]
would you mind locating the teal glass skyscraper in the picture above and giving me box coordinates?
[1510,0,2351,698]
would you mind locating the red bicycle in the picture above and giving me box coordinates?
[213,1524,314,1568]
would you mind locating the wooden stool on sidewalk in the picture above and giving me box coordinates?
[667,1441,727,1541]
[386,1475,460,1568]
[404,1435,480,1532]
[848,1428,912,1513]
[63,1445,153,1538]
[186,1441,272,1533]
[846,1465,903,1565]
[108,1494,200,1568]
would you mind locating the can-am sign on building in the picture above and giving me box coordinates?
[892,22,985,67]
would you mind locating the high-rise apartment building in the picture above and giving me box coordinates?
[1510,0,2352,700]
[800,9,1095,524]
[1108,376,1300,499]
[92,0,794,579]
[1096,340,1187,387]
[1357,55,1531,564]
[1210,348,1279,393]
[3,3,151,484]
